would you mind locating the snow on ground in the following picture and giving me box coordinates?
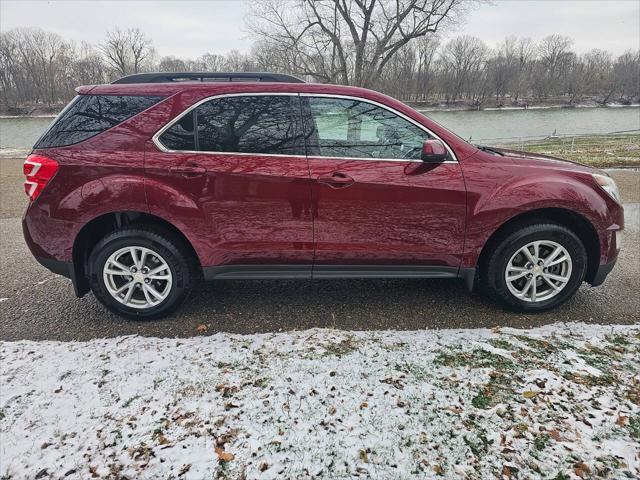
[1,322,638,480]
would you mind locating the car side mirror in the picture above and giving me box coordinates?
[421,139,448,162]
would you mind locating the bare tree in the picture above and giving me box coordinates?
[439,35,488,103]
[613,50,640,103]
[247,0,472,87]
[1,25,638,113]
[100,28,154,76]
[158,56,188,72]
[534,34,574,97]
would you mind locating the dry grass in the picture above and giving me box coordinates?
[497,133,640,167]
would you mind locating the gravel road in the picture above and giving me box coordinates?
[1,157,638,341]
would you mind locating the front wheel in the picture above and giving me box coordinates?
[88,226,197,320]
[485,223,587,312]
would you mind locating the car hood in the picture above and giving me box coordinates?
[488,146,596,174]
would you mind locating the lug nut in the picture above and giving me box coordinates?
[142,268,148,274]
[131,267,137,273]
[527,273,533,279]
[144,278,150,284]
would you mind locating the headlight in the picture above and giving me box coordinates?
[592,173,622,204]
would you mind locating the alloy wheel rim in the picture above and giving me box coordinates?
[505,240,572,303]
[103,246,173,309]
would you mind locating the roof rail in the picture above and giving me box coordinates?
[112,72,305,84]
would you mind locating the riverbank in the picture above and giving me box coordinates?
[2,101,639,118]
[1,133,639,168]
[411,99,640,112]
[494,133,640,168]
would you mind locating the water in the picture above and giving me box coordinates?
[0,116,54,151]
[1,106,639,151]
[424,106,640,143]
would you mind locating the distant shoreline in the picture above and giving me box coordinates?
[1,102,639,118]
[412,103,640,113]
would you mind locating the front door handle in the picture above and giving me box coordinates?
[317,172,354,189]
[169,163,206,177]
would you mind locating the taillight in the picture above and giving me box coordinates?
[23,154,59,201]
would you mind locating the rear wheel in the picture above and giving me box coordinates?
[88,227,196,319]
[485,223,587,311]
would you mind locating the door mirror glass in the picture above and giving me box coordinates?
[421,139,448,162]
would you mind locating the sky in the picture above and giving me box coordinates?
[1,0,638,58]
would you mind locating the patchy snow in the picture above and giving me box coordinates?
[1,322,638,479]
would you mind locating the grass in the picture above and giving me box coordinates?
[497,133,640,167]
[434,348,515,370]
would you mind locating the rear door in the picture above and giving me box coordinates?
[302,95,467,273]
[145,94,314,275]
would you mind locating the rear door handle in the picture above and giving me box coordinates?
[317,172,355,189]
[169,164,206,177]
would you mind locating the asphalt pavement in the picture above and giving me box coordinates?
[1,158,638,341]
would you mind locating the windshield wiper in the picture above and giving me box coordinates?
[475,145,504,156]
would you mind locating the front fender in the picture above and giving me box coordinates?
[462,172,615,268]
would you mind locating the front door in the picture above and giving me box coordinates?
[302,95,466,274]
[146,94,313,275]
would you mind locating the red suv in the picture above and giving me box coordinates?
[22,72,623,319]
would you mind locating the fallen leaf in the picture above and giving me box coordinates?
[502,465,513,478]
[259,462,269,472]
[359,449,368,462]
[54,386,63,393]
[178,464,191,476]
[548,429,562,441]
[196,324,208,333]
[522,391,537,399]
[616,414,629,426]
[214,446,234,462]
[574,461,591,478]
[360,402,368,409]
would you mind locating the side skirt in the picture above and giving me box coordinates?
[203,265,461,281]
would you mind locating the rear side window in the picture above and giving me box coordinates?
[35,95,164,149]
[159,111,196,151]
[158,95,304,155]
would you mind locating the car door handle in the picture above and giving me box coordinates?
[317,172,354,189]
[169,164,206,177]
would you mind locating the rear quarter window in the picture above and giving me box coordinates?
[35,95,164,149]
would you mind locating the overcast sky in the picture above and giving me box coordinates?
[1,0,638,58]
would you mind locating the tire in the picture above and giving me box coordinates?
[485,222,587,312]
[88,226,197,320]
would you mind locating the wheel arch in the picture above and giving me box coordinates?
[71,211,201,297]
[476,207,600,285]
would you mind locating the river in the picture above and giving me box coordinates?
[1,105,638,151]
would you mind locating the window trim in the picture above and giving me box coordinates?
[152,92,457,163]
[301,94,457,163]
[153,92,304,158]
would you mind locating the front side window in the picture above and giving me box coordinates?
[304,97,430,160]
[196,95,304,155]
[35,95,164,149]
